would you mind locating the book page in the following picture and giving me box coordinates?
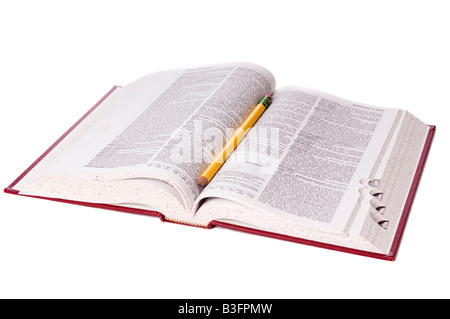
[17,62,275,213]
[196,86,399,232]
[357,111,430,252]
[138,63,275,207]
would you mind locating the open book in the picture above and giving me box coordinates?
[5,62,435,260]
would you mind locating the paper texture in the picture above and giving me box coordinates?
[13,62,431,254]
[196,86,399,232]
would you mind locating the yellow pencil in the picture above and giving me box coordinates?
[198,95,273,187]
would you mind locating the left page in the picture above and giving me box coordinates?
[15,62,276,220]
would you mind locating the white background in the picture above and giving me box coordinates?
[1,0,448,299]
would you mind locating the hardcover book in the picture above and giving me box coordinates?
[5,62,435,260]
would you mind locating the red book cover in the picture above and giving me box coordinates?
[4,87,436,261]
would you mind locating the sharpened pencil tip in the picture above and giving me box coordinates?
[198,176,208,187]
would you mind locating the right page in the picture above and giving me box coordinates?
[195,86,404,236]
